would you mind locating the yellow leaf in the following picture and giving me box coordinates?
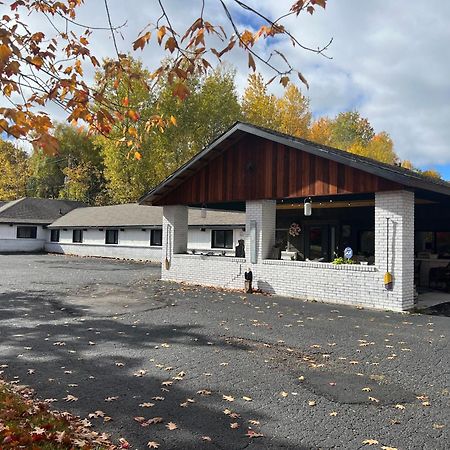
[170,115,177,126]
[223,395,234,402]
[134,151,142,160]
[242,396,252,401]
[280,391,288,398]
[157,26,166,45]
[147,442,160,449]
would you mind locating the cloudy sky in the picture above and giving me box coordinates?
[8,0,450,179]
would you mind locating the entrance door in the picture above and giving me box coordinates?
[305,225,335,261]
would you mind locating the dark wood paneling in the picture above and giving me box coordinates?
[155,135,402,205]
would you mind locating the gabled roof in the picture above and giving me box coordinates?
[48,204,245,228]
[0,198,86,224]
[140,122,450,205]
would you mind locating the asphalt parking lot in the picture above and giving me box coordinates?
[0,254,448,449]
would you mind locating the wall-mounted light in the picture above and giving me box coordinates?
[304,197,312,216]
[201,204,207,219]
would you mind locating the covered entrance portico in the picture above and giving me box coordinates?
[140,123,450,312]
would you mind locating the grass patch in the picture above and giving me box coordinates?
[0,379,113,449]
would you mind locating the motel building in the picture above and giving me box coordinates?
[140,122,450,312]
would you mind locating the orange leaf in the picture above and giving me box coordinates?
[0,44,12,63]
[170,115,177,126]
[165,37,177,53]
[172,82,189,101]
[122,97,129,107]
[134,151,142,160]
[133,31,152,51]
[127,110,140,121]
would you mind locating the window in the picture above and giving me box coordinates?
[105,229,119,245]
[16,226,37,239]
[150,229,162,246]
[72,229,83,243]
[212,230,233,249]
[50,229,60,242]
[436,232,450,257]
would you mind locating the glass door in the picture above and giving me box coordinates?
[305,225,334,261]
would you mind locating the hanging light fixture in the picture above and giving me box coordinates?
[304,197,312,216]
[201,203,207,219]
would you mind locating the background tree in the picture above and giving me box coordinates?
[28,123,105,202]
[277,83,311,138]
[0,139,29,200]
[242,73,281,129]
[97,59,241,203]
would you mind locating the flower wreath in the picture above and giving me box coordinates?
[288,222,301,237]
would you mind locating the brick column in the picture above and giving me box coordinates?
[245,200,276,264]
[162,205,188,269]
[375,190,415,310]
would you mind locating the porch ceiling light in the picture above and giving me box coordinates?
[304,197,312,216]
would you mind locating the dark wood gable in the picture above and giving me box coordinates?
[153,134,401,206]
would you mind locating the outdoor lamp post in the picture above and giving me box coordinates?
[304,197,312,216]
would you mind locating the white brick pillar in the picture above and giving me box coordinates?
[162,205,188,269]
[245,200,276,264]
[375,190,415,310]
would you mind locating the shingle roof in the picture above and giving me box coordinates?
[140,122,450,205]
[48,204,245,228]
[0,198,86,224]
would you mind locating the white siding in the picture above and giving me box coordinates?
[45,226,243,262]
[0,224,48,252]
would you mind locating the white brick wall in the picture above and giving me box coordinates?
[375,190,415,310]
[45,242,162,261]
[162,205,188,268]
[161,193,416,312]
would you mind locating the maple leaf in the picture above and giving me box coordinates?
[63,394,78,402]
[223,395,234,402]
[246,429,264,438]
[139,402,155,408]
[308,400,316,406]
[147,441,160,449]
[329,411,338,416]
[166,422,178,430]
[105,396,119,402]
[368,396,379,403]
[230,422,239,429]
[394,404,405,410]
[197,389,212,396]
[362,439,379,445]
[280,391,289,397]
[119,437,130,448]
